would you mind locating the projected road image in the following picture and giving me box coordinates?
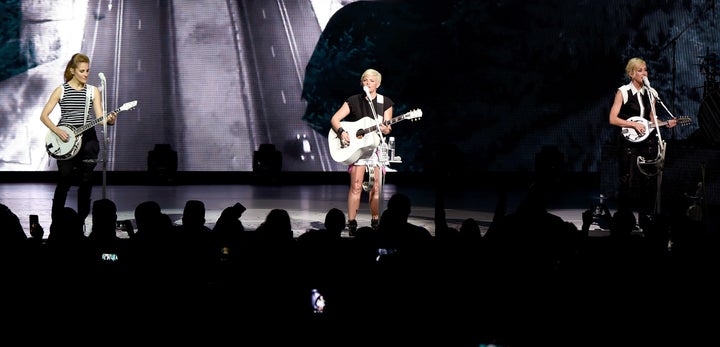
[1,0,345,172]
[1,0,716,174]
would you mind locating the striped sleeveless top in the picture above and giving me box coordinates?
[58,82,96,128]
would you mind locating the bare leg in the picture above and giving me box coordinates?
[368,165,382,220]
[347,165,366,221]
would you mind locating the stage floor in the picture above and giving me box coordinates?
[1,174,608,239]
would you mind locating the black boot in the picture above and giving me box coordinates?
[347,219,358,237]
[371,218,379,231]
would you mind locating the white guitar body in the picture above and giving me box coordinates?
[45,100,138,160]
[622,116,692,143]
[328,109,422,165]
[329,118,382,165]
[45,126,83,160]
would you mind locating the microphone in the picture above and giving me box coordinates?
[642,76,651,88]
[363,85,371,99]
[642,76,661,100]
[99,73,106,90]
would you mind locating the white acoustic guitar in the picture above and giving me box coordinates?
[328,108,422,165]
[45,100,137,160]
[622,115,691,143]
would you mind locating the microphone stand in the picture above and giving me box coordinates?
[637,85,666,215]
[363,90,389,216]
[651,91,679,128]
[99,74,108,199]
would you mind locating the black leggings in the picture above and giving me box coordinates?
[617,139,657,214]
[52,135,99,221]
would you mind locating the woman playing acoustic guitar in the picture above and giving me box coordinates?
[330,68,393,235]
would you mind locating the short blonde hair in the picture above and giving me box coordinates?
[360,68,382,84]
[625,57,646,80]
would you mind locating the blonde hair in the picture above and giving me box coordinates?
[360,68,382,84]
[64,53,90,82]
[625,57,646,80]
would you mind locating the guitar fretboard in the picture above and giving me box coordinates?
[361,110,421,133]
[72,102,136,135]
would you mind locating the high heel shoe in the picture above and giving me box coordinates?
[371,218,379,230]
[347,219,358,237]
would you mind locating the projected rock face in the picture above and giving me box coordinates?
[19,0,87,66]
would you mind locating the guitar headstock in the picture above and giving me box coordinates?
[676,116,692,126]
[120,100,138,111]
[405,108,423,121]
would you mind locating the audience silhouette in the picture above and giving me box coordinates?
[2,178,717,345]
[0,203,38,302]
[88,198,130,285]
[88,198,126,259]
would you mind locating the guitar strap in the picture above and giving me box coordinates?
[83,85,92,126]
[368,94,385,176]
[376,94,384,119]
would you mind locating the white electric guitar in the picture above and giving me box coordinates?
[45,100,137,160]
[622,116,691,143]
[328,108,422,165]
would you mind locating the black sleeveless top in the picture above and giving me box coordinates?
[616,83,655,145]
[617,83,651,121]
[344,93,394,122]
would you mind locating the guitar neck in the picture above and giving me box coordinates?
[385,114,409,126]
[650,122,666,129]
[73,107,121,135]
[363,114,409,133]
[651,117,690,129]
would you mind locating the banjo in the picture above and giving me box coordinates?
[621,115,691,143]
[45,100,137,160]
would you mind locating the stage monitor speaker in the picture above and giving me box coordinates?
[148,144,177,183]
[253,144,282,183]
